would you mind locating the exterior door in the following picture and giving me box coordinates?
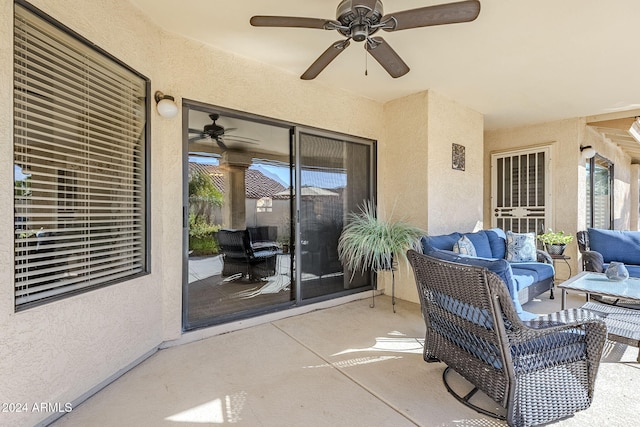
[295,128,375,301]
[491,147,551,233]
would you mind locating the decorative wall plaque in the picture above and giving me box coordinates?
[452,143,465,171]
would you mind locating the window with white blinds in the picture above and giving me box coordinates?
[13,3,149,310]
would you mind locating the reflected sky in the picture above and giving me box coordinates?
[189,155,346,189]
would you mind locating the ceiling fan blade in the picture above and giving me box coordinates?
[366,37,409,78]
[223,137,260,145]
[215,138,227,150]
[250,16,338,30]
[189,136,205,142]
[224,134,260,142]
[301,39,351,80]
[188,128,204,135]
[382,0,480,32]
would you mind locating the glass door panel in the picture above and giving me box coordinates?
[297,131,373,300]
[587,155,613,229]
[184,108,294,329]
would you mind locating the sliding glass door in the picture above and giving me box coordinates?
[297,130,374,301]
[182,104,375,330]
[586,155,613,229]
[183,107,294,330]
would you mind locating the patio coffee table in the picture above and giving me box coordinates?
[558,271,640,361]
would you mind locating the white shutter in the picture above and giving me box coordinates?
[14,4,148,309]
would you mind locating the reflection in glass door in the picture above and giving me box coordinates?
[586,155,613,229]
[183,106,376,330]
[184,107,294,329]
[297,131,373,300]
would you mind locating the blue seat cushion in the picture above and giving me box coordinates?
[588,228,640,264]
[511,262,555,284]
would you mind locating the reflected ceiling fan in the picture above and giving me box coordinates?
[188,114,258,150]
[250,0,480,80]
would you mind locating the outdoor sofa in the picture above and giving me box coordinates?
[421,228,554,320]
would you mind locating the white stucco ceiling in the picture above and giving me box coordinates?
[130,0,640,130]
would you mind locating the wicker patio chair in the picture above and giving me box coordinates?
[576,230,605,273]
[216,229,279,281]
[407,250,607,427]
[577,230,640,309]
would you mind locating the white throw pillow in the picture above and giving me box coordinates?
[453,235,477,257]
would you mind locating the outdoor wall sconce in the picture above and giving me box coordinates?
[154,91,178,118]
[580,144,596,160]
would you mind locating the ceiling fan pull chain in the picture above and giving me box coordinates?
[365,46,368,76]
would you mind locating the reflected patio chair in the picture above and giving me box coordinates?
[407,250,607,427]
[216,229,279,281]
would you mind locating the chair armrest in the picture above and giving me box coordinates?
[581,250,605,273]
[536,249,552,264]
[519,309,606,348]
[511,309,607,388]
[251,241,280,252]
[522,308,604,330]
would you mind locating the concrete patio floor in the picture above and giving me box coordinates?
[50,292,638,427]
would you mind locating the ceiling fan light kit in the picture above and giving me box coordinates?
[250,0,480,80]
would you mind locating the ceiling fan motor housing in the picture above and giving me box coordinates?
[336,0,384,40]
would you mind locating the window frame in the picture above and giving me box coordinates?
[586,154,614,230]
[13,0,151,311]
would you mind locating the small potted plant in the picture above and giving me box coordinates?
[337,200,425,277]
[537,229,574,255]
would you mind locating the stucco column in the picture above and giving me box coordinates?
[219,151,253,229]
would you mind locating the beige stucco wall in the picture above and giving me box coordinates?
[379,91,483,304]
[484,118,634,278]
[0,1,384,426]
[8,2,636,426]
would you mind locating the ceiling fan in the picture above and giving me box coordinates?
[188,114,258,150]
[250,0,480,80]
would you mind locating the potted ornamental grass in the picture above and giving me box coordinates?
[337,200,425,278]
[537,229,574,255]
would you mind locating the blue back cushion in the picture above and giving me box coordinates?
[588,228,640,264]
[426,248,526,316]
[423,229,507,259]
[461,231,492,258]
[485,228,507,259]
[421,232,462,253]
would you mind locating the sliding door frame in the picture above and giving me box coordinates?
[293,126,377,306]
[181,101,377,330]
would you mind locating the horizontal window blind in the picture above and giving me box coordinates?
[14,4,148,309]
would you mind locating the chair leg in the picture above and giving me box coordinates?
[442,367,506,421]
